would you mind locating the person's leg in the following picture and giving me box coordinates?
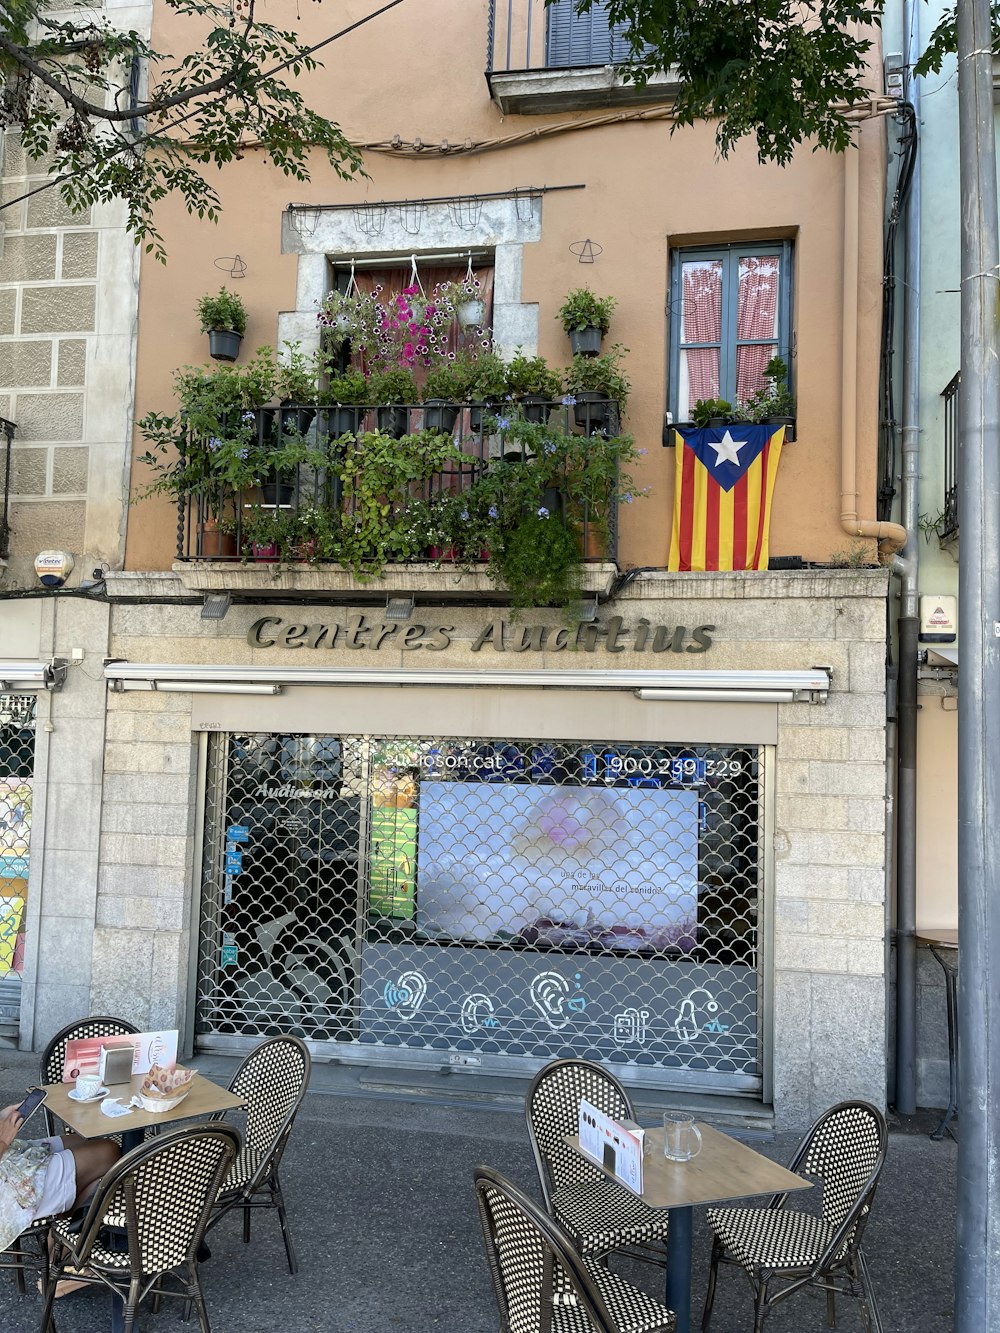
[62,1136,120,1207]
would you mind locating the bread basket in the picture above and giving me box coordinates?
[134,1090,190,1114]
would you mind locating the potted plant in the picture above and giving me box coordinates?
[435,276,487,330]
[691,398,734,428]
[556,287,616,356]
[367,366,418,438]
[319,366,369,436]
[421,358,474,434]
[197,287,247,362]
[488,505,582,612]
[505,351,562,424]
[563,343,631,433]
[468,351,509,431]
[736,356,796,439]
[274,341,320,437]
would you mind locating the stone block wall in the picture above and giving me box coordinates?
[0,2,149,587]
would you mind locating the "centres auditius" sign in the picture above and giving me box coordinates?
[246,615,716,655]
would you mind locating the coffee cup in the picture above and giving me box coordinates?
[75,1073,102,1098]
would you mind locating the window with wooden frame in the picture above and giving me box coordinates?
[669,242,793,423]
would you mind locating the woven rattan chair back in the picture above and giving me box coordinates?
[525,1059,634,1211]
[75,1123,240,1275]
[39,1014,139,1136]
[229,1034,311,1161]
[475,1165,619,1333]
[794,1100,887,1240]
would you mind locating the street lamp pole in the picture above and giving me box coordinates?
[955,0,1000,1327]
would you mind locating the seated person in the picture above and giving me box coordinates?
[0,1101,119,1257]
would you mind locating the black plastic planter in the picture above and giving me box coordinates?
[376,405,410,438]
[322,406,365,436]
[422,400,459,434]
[520,394,550,425]
[208,329,243,362]
[573,391,613,435]
[569,326,602,356]
[468,400,496,433]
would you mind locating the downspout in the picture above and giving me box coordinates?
[892,0,922,1116]
[841,141,908,554]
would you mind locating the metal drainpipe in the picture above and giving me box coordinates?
[892,0,922,1117]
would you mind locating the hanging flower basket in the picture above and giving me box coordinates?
[457,298,486,329]
[208,330,243,362]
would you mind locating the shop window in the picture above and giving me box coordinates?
[669,242,792,423]
[196,731,765,1092]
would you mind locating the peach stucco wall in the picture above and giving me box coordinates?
[127,1,886,571]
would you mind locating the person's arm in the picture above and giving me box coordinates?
[0,1105,24,1163]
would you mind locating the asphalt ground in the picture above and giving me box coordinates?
[0,1049,956,1333]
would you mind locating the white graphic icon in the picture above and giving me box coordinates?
[529,972,574,1030]
[613,1006,651,1045]
[382,970,427,1020]
[460,992,499,1035]
[674,987,720,1042]
[709,429,748,466]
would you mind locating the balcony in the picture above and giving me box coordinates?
[486,0,678,114]
[940,372,959,547]
[165,402,624,604]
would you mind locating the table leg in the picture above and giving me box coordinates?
[665,1205,694,1333]
[929,945,959,1141]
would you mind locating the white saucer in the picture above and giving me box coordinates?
[67,1086,108,1103]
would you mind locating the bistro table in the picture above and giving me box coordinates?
[42,1072,245,1333]
[568,1122,811,1333]
[42,1071,245,1139]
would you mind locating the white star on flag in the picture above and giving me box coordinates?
[709,429,748,466]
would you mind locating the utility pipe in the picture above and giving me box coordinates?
[954,0,1000,1325]
[840,140,907,553]
[893,0,923,1117]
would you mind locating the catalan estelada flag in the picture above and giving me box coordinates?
[668,425,785,571]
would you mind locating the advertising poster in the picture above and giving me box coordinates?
[62,1029,179,1082]
[369,808,416,918]
[415,781,699,950]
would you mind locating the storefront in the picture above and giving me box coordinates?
[99,568,890,1126]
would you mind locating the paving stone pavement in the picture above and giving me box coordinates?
[0,1050,956,1332]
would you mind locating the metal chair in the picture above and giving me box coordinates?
[702,1100,887,1333]
[525,1058,669,1264]
[206,1033,311,1273]
[475,1165,676,1333]
[40,1121,240,1333]
[38,1014,139,1137]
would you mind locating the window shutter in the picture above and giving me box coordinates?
[545,0,633,67]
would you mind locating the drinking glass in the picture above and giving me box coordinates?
[662,1111,702,1161]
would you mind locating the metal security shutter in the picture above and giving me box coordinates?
[196,730,769,1097]
[545,0,635,66]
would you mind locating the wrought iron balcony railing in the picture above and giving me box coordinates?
[941,372,959,540]
[174,402,621,570]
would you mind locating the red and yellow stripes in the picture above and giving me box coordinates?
[668,426,785,572]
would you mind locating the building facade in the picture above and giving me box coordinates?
[2,0,899,1128]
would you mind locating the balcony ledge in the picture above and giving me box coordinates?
[171,561,620,602]
[486,64,680,115]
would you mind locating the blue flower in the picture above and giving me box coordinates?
[460,509,470,522]
[537,506,550,519]
[207,437,223,452]
[241,411,255,424]
[488,506,498,519]
[496,415,512,431]
[622,493,634,504]
[238,447,249,460]
[561,394,577,406]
